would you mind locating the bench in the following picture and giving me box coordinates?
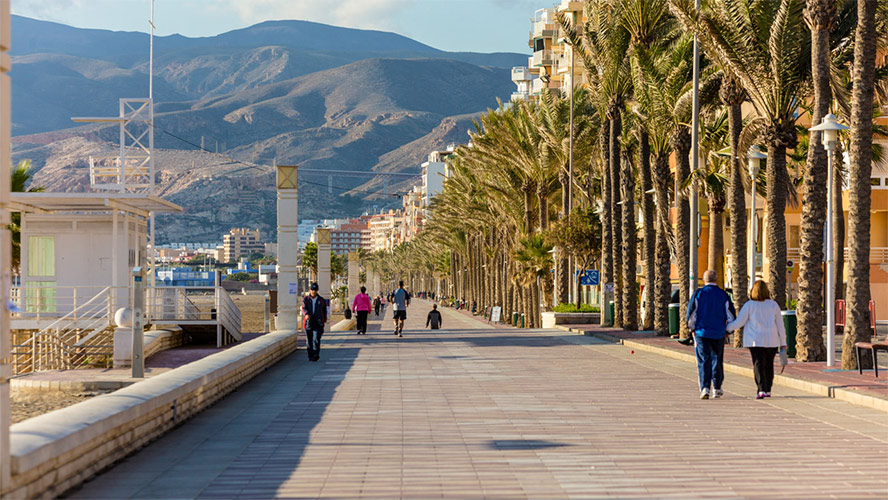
[846,300,884,377]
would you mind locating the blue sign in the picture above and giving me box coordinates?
[580,270,600,286]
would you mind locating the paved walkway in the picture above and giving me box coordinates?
[70,300,888,499]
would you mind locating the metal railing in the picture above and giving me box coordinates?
[217,287,242,344]
[11,286,117,374]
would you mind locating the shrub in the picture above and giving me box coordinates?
[553,303,600,313]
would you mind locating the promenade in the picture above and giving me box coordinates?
[70,299,888,499]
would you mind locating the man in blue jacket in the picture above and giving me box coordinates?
[686,270,736,399]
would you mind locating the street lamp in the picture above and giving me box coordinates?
[810,113,849,367]
[746,145,766,290]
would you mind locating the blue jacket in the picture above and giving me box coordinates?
[686,285,736,339]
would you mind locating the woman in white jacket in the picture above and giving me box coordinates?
[726,280,786,399]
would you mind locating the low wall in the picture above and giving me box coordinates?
[1,329,300,499]
[143,327,186,359]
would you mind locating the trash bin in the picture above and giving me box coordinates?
[781,310,797,358]
[608,301,615,325]
[520,313,525,329]
[668,303,680,336]
[512,311,519,326]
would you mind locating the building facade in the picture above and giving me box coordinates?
[222,228,263,262]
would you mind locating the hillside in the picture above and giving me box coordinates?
[10,16,524,242]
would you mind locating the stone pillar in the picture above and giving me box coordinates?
[348,251,359,299]
[275,165,300,331]
[316,228,332,298]
[0,2,12,489]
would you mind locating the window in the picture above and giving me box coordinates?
[28,236,55,277]
[872,178,882,186]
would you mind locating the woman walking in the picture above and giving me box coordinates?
[727,280,786,399]
[352,286,372,335]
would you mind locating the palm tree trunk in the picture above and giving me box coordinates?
[765,138,790,310]
[672,128,692,337]
[621,151,639,330]
[653,154,672,335]
[610,108,624,328]
[725,99,748,347]
[707,203,724,286]
[538,187,554,311]
[600,121,613,326]
[640,130,655,331]
[797,0,833,361]
[557,171,571,306]
[842,0,877,370]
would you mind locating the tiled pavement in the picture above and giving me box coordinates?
[69,300,888,499]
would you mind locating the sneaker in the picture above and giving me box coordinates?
[764,392,771,398]
[700,388,710,400]
[755,392,764,399]
[678,337,695,346]
[398,332,403,337]
[714,389,724,398]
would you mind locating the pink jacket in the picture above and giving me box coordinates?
[352,293,372,312]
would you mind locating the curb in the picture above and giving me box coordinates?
[555,325,888,412]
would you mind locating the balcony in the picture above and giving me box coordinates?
[511,66,531,82]
[532,50,554,67]
[786,247,888,265]
[511,91,529,102]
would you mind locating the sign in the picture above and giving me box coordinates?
[288,282,299,294]
[787,259,795,269]
[604,282,614,293]
[580,270,600,286]
[490,306,502,323]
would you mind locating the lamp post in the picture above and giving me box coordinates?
[689,0,701,297]
[810,113,849,367]
[747,146,766,288]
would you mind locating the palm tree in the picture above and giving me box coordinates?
[718,73,748,346]
[10,159,44,272]
[842,0,879,370]
[795,0,836,362]
[671,0,812,311]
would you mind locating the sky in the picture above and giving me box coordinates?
[13,0,539,54]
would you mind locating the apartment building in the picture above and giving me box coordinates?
[331,219,370,255]
[514,2,587,100]
[222,228,263,262]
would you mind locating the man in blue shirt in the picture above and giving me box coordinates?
[686,270,736,399]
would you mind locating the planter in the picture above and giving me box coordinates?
[541,312,601,329]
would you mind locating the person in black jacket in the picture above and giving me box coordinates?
[426,304,442,330]
[301,283,328,362]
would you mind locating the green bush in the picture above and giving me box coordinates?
[553,303,600,313]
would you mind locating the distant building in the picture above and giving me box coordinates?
[330,219,370,255]
[222,228,263,262]
[422,148,452,208]
[511,66,537,102]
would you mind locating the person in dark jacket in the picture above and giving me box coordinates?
[373,296,381,316]
[686,270,736,399]
[301,282,329,362]
[426,304,443,330]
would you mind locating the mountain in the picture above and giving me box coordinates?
[9,16,525,243]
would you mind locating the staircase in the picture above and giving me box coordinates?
[12,287,116,374]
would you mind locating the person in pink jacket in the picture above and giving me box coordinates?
[352,286,373,335]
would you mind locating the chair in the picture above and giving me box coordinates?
[853,300,885,377]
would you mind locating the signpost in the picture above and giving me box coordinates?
[580,270,599,286]
[490,306,502,323]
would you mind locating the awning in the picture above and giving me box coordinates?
[9,192,183,216]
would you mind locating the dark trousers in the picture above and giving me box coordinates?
[749,347,778,393]
[356,311,368,333]
[306,328,324,360]
[374,305,380,316]
[695,336,725,390]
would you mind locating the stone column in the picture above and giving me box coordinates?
[316,228,332,298]
[275,165,300,331]
[0,1,11,488]
[348,252,359,299]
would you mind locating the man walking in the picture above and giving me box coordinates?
[391,280,411,337]
[302,283,329,362]
[686,270,736,399]
[352,286,372,335]
[426,303,443,330]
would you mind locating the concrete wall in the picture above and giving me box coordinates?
[1,329,299,499]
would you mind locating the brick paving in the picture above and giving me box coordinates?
[566,324,888,402]
[70,299,888,499]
